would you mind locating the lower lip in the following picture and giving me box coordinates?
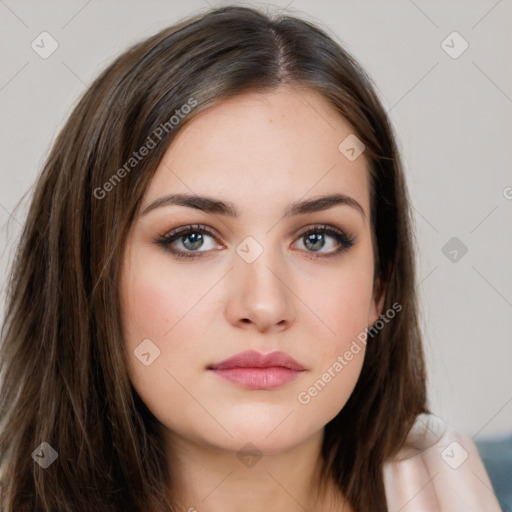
[209,367,304,390]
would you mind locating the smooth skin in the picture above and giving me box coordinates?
[120,85,385,512]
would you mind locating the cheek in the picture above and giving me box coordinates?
[119,252,221,423]
[295,288,368,416]
[291,261,373,419]
[296,370,364,438]
[295,257,375,349]
[294,315,367,431]
[120,248,219,342]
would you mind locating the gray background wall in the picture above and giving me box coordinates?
[1,0,511,438]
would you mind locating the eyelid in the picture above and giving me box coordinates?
[161,223,349,242]
[160,223,222,242]
[154,222,355,259]
[291,223,344,239]
[291,224,356,254]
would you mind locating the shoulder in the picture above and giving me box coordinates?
[382,412,502,511]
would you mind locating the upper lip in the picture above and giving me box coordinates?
[208,350,306,371]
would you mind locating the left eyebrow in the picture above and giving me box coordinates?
[141,192,366,220]
[283,193,366,220]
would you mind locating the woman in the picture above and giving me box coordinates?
[0,5,500,511]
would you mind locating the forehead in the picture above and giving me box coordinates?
[143,86,370,219]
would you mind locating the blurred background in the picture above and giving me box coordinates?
[0,0,510,508]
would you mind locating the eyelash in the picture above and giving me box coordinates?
[154,223,356,260]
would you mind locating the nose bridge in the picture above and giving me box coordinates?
[224,234,296,331]
[238,239,281,289]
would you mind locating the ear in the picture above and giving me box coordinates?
[369,275,386,327]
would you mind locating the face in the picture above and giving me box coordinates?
[119,86,384,456]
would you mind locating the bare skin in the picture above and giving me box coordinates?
[120,85,384,512]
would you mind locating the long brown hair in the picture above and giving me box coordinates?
[0,5,427,511]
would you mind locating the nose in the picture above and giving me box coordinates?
[224,245,296,333]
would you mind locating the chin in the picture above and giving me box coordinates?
[217,419,319,454]
[217,432,306,456]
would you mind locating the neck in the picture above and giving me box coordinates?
[161,428,347,512]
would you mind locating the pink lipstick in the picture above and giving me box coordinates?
[207,349,306,390]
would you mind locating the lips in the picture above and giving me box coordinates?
[207,350,306,390]
[208,349,306,371]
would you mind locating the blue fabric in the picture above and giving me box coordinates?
[476,436,512,512]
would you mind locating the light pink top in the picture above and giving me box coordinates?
[383,413,502,511]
